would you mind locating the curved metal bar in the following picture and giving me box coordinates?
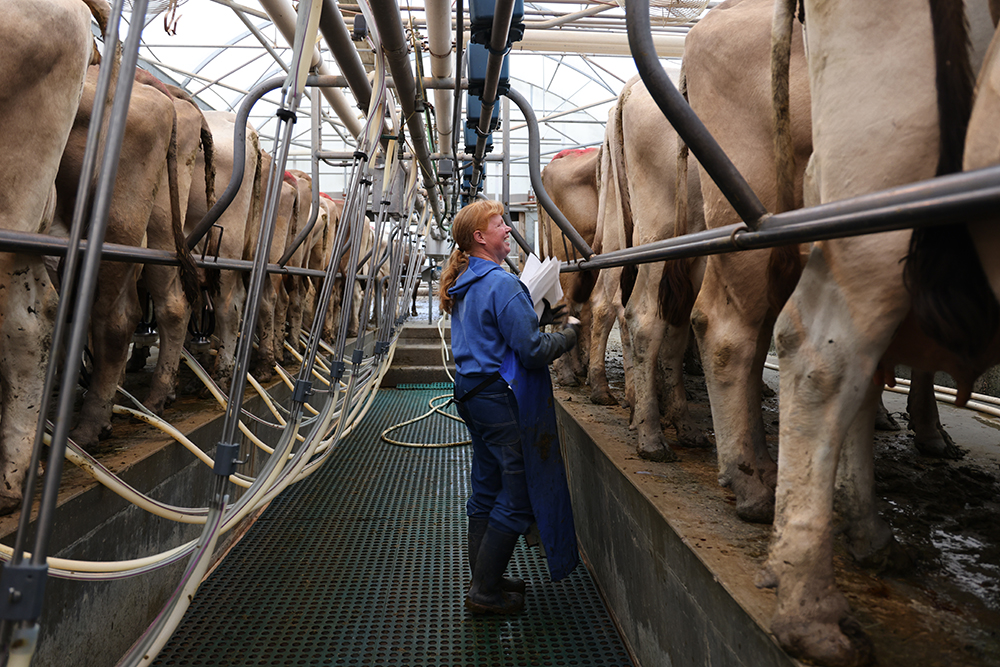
[503,87,594,258]
[625,0,769,229]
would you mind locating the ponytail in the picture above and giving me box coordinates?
[439,246,468,314]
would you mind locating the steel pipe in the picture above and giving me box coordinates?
[368,0,443,223]
[319,0,372,111]
[425,0,455,157]
[259,0,364,137]
[625,0,768,229]
[567,164,1000,271]
[470,0,516,187]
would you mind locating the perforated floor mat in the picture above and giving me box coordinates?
[152,387,634,666]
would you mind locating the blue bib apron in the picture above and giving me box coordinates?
[499,348,578,581]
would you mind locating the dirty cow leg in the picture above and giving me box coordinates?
[759,238,909,667]
[588,268,622,406]
[0,258,57,514]
[691,291,776,524]
[143,264,190,415]
[906,369,961,458]
[72,264,141,451]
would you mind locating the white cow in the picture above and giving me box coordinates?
[589,76,708,461]
[760,2,1000,665]
[0,0,101,511]
[680,0,811,519]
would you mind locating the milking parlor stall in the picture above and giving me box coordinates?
[1,0,999,665]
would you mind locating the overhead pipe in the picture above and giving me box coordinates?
[368,0,443,223]
[469,0,515,188]
[625,0,767,228]
[425,0,455,158]
[318,0,372,112]
[513,28,684,57]
[259,0,364,137]
[504,87,594,258]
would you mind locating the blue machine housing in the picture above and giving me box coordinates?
[464,126,494,155]
[466,42,509,98]
[469,0,525,45]
[466,92,501,132]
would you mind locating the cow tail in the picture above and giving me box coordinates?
[167,112,202,305]
[905,0,998,363]
[659,63,696,326]
[200,117,217,210]
[613,83,638,307]
[761,0,805,317]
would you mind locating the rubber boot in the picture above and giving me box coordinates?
[466,525,525,614]
[468,517,526,594]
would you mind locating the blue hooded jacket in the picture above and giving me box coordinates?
[449,257,571,376]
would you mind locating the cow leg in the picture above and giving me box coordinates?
[253,274,280,380]
[691,261,776,523]
[834,383,909,570]
[906,369,961,458]
[0,256,56,514]
[72,264,140,450]
[588,268,622,406]
[143,264,189,415]
[658,320,710,449]
[213,270,246,392]
[760,237,909,667]
[286,275,305,353]
[621,286,671,460]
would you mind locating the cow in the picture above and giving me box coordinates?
[284,169,329,353]
[252,157,299,380]
[537,147,600,387]
[758,1,1000,665]
[676,0,811,521]
[0,0,101,512]
[588,76,708,461]
[56,65,203,451]
[182,110,260,392]
[302,193,343,343]
[130,77,216,414]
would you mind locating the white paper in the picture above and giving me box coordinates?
[519,254,564,319]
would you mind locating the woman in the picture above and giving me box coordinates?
[440,199,580,615]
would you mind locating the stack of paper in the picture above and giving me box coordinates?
[519,254,564,319]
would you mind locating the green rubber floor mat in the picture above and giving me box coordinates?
[152,388,634,666]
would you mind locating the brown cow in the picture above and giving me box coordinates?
[538,147,600,387]
[679,0,811,520]
[0,0,99,512]
[252,157,299,379]
[55,65,201,450]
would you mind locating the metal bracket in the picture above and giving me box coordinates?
[375,341,390,356]
[213,442,244,477]
[352,349,365,365]
[292,379,313,404]
[0,563,48,621]
[331,361,346,380]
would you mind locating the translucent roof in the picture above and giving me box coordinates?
[124,0,695,205]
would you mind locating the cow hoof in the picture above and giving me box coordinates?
[590,388,617,406]
[773,615,875,667]
[913,426,964,459]
[677,427,712,449]
[733,479,775,523]
[0,494,22,517]
[874,407,901,431]
[853,535,912,574]
[637,443,678,463]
